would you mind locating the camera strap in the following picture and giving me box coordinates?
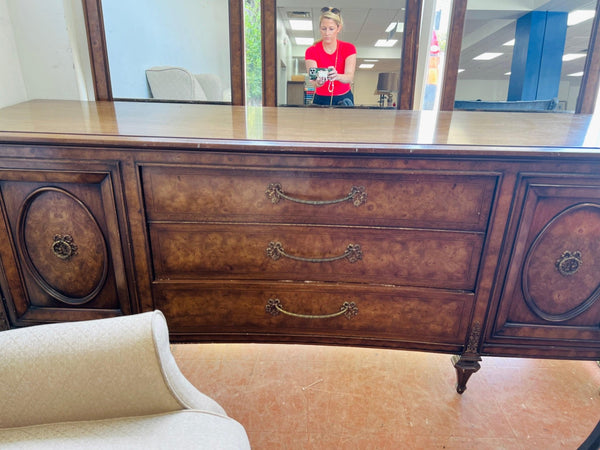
[328,44,339,106]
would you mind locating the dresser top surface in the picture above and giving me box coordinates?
[0,100,598,153]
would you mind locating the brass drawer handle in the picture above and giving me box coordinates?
[267,241,362,263]
[266,298,358,320]
[266,182,367,207]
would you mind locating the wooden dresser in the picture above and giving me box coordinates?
[0,100,599,393]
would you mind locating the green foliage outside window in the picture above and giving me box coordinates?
[244,0,262,106]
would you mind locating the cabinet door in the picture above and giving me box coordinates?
[489,176,600,355]
[0,163,133,326]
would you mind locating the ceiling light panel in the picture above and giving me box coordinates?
[567,10,595,26]
[563,53,586,61]
[375,39,398,48]
[289,19,312,31]
[359,64,375,69]
[473,52,503,60]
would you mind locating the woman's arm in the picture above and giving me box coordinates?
[328,53,356,85]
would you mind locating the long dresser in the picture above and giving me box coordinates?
[0,100,599,393]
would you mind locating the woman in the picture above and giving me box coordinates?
[305,7,356,106]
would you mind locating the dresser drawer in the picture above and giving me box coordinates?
[142,166,495,231]
[149,223,485,291]
[154,282,474,345]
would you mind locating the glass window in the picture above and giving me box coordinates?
[454,0,597,112]
[102,0,232,103]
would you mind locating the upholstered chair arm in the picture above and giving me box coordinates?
[0,310,225,429]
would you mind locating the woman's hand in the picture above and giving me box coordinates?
[327,66,338,81]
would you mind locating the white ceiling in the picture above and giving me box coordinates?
[277,0,597,79]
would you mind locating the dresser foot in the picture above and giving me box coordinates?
[451,354,481,394]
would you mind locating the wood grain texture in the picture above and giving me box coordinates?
[0,101,598,392]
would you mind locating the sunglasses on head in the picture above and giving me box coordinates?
[321,6,340,15]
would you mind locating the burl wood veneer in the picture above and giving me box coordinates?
[0,100,599,393]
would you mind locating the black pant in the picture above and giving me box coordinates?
[312,90,354,106]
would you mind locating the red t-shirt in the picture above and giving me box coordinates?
[305,40,356,96]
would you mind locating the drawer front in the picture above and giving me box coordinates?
[150,224,485,291]
[142,166,495,231]
[154,282,474,345]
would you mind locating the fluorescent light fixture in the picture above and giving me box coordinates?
[385,22,404,33]
[364,59,379,62]
[375,39,398,47]
[473,52,503,60]
[457,69,465,73]
[359,64,375,69]
[289,20,312,31]
[568,72,584,77]
[503,39,515,46]
[567,10,595,26]
[563,53,586,61]
[504,72,511,76]
[295,37,314,45]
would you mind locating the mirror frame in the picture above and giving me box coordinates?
[261,0,422,109]
[440,0,600,114]
[82,0,246,105]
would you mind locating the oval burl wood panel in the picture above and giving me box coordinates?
[522,203,600,322]
[17,187,109,305]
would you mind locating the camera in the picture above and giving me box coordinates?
[309,67,331,81]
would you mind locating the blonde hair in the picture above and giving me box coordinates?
[320,9,343,28]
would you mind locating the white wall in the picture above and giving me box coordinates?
[0,0,91,109]
[0,0,27,108]
[102,0,230,99]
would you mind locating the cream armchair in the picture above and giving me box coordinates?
[146,66,231,102]
[0,311,250,449]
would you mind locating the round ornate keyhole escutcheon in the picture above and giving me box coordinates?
[555,250,582,276]
[51,234,78,260]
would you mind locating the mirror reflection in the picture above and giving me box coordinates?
[455,0,597,112]
[276,1,406,107]
[102,0,232,103]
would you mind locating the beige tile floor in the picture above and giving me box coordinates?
[171,343,600,449]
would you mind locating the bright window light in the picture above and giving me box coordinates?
[567,10,595,26]
[289,20,312,31]
[503,39,515,46]
[563,53,586,61]
[568,72,584,77]
[295,37,314,45]
[375,39,398,47]
[473,52,503,60]
[359,64,375,69]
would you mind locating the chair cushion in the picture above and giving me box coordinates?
[0,410,250,450]
[146,66,208,101]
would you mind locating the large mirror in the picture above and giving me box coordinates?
[453,0,599,113]
[83,0,245,104]
[100,0,232,103]
[101,0,232,103]
[275,0,408,108]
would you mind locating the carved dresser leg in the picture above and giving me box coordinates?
[452,321,482,394]
[452,354,481,394]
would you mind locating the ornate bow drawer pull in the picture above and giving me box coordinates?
[265,298,358,320]
[266,241,362,263]
[266,182,367,207]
